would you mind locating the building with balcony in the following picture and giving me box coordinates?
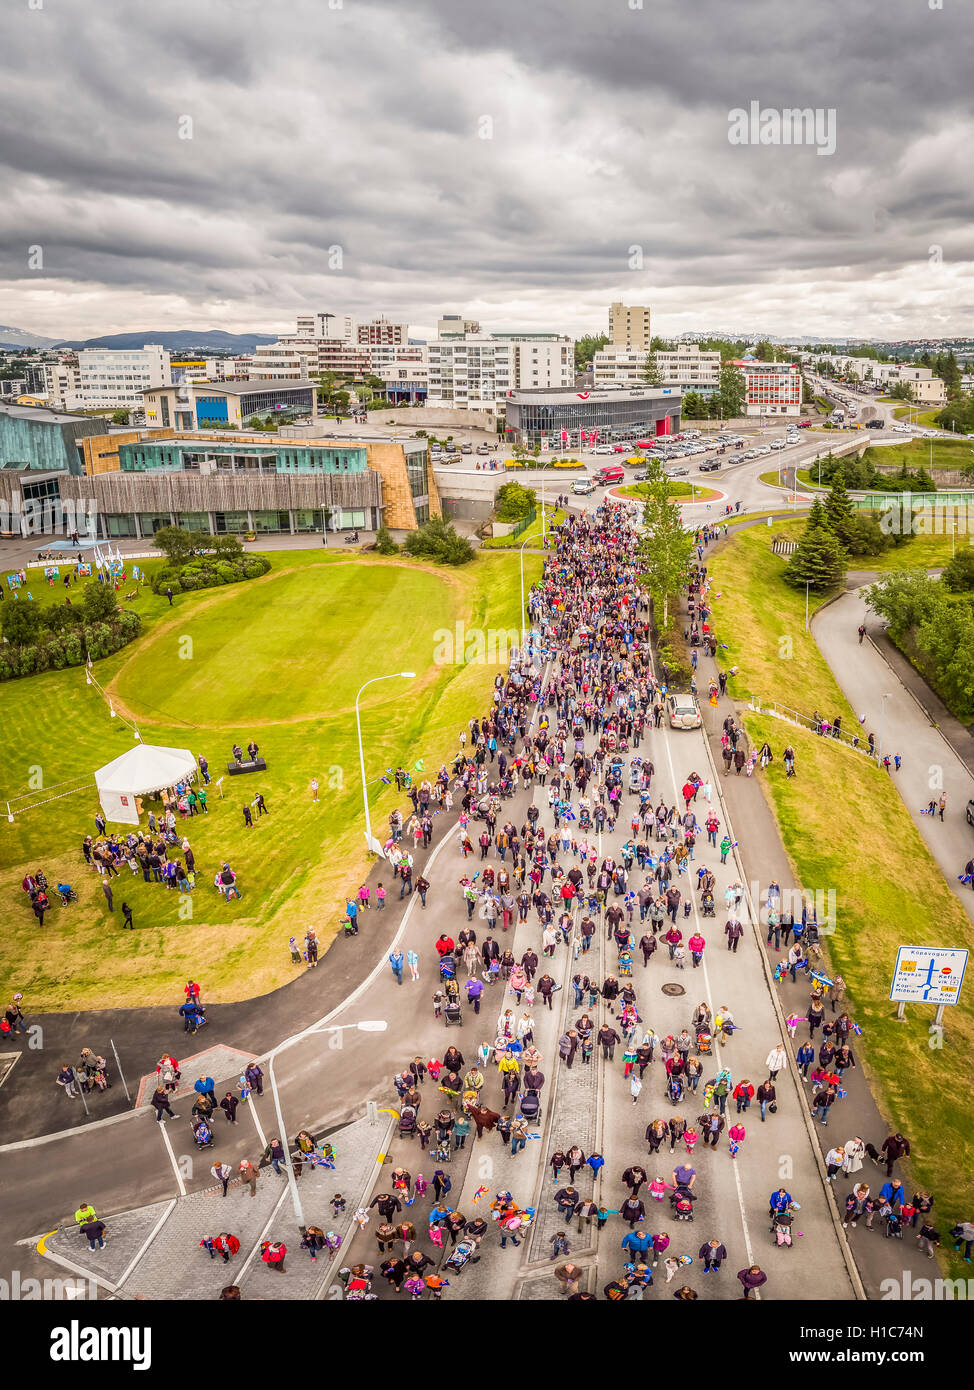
[733,359,802,416]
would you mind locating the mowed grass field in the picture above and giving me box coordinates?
[0,549,539,1010]
[709,524,974,1265]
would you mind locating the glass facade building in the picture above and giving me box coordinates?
[504,387,681,447]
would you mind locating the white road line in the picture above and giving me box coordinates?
[157,1117,187,1196]
[116,1198,177,1289]
[235,1181,291,1287]
[248,1095,268,1149]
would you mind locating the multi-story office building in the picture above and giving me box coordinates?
[505,385,681,448]
[142,378,318,431]
[77,345,171,409]
[733,359,802,416]
[0,407,440,537]
[609,302,652,350]
[593,343,721,395]
[437,315,482,338]
[494,334,574,391]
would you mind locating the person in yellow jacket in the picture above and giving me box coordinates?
[74,1202,97,1226]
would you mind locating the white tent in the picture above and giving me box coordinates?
[95,743,197,825]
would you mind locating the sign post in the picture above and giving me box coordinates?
[889,946,968,1030]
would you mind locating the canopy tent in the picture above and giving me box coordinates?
[94,743,197,826]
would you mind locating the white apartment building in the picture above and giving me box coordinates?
[32,360,82,410]
[248,344,316,379]
[426,336,513,416]
[495,334,574,391]
[593,343,721,394]
[77,345,171,409]
[609,301,652,350]
[343,315,408,348]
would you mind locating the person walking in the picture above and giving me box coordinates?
[700,1238,727,1273]
[239,1160,259,1197]
[737,1265,767,1300]
[211,1161,232,1196]
[389,951,404,985]
[765,1044,787,1081]
[150,1085,177,1122]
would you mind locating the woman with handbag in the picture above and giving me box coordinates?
[756,1080,776,1122]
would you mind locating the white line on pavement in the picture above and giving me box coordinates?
[157,1117,187,1196]
[248,1095,268,1150]
[116,1198,177,1289]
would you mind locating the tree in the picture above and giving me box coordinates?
[716,363,747,420]
[942,550,974,593]
[494,481,536,522]
[374,525,399,555]
[641,353,663,387]
[574,334,609,372]
[0,600,42,646]
[110,409,130,425]
[888,381,915,402]
[81,581,120,624]
[332,390,350,414]
[638,462,695,628]
[823,468,856,549]
[783,525,846,592]
[681,391,708,420]
[804,498,830,532]
[403,518,475,566]
[153,526,208,565]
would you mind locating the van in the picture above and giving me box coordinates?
[595,465,625,486]
[572,477,597,495]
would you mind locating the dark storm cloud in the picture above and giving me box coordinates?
[0,0,970,336]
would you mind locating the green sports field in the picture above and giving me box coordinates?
[0,548,538,1010]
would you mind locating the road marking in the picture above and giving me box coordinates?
[248,1096,268,1150]
[116,1198,177,1289]
[35,1229,57,1254]
[235,1182,292,1287]
[157,1117,187,1196]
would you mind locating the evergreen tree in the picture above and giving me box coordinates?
[642,353,663,386]
[784,526,847,591]
[805,498,830,532]
[823,468,856,548]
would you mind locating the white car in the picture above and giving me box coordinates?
[771,439,786,450]
[593,444,616,455]
[666,693,702,729]
[757,444,772,455]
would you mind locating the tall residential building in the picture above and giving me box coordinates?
[426,336,513,416]
[609,302,652,350]
[494,334,574,390]
[77,345,171,409]
[593,343,721,395]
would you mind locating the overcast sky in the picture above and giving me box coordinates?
[1,0,971,341]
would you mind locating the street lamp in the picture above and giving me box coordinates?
[267,1019,388,1231]
[878,691,893,764]
[355,673,415,854]
[519,533,533,649]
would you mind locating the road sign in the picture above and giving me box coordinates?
[889,946,968,1005]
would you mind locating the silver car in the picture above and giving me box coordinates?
[666,693,702,729]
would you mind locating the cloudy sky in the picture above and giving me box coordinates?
[1,0,972,341]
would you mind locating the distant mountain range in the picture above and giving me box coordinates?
[0,324,63,349]
[54,330,280,352]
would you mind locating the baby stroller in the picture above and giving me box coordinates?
[701,892,715,918]
[444,1237,481,1274]
[519,1089,541,1125]
[618,950,633,978]
[695,1027,713,1056]
[192,1118,214,1149]
[883,1206,903,1240]
[667,1074,685,1106]
[670,1187,695,1222]
[398,1105,417,1139]
[439,956,456,982]
[771,1209,794,1247]
[57,883,78,906]
[443,980,463,1028]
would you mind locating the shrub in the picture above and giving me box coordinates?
[403,518,475,566]
[244,558,271,578]
[374,526,399,556]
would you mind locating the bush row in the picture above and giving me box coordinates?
[0,612,141,681]
[151,556,271,594]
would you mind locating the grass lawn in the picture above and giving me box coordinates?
[616,482,721,502]
[710,525,974,1265]
[482,505,566,548]
[862,439,974,473]
[889,405,945,428]
[0,548,539,1010]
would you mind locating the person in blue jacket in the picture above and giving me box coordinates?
[769,1188,793,1215]
[621,1229,654,1259]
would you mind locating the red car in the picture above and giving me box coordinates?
[797,419,812,428]
[635,439,653,449]
[612,444,627,452]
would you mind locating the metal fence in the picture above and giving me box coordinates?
[510,508,538,540]
[745,696,877,759]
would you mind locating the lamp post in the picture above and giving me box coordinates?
[878,691,892,764]
[267,1019,387,1231]
[519,533,533,650]
[355,673,415,854]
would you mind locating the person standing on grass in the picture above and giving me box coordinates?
[310,777,319,803]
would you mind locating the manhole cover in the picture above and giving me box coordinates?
[661,983,686,996]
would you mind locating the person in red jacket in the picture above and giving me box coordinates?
[688,933,706,967]
[733,1080,755,1114]
[435,935,455,957]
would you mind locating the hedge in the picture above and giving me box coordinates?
[151,556,271,594]
[0,612,142,681]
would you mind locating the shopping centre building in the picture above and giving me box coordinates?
[504,385,682,447]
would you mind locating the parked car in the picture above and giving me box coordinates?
[665,465,690,477]
[744,449,760,459]
[666,693,702,729]
[699,459,721,472]
[476,443,491,454]
[757,444,772,455]
[593,444,615,455]
[865,419,884,429]
[728,453,745,464]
